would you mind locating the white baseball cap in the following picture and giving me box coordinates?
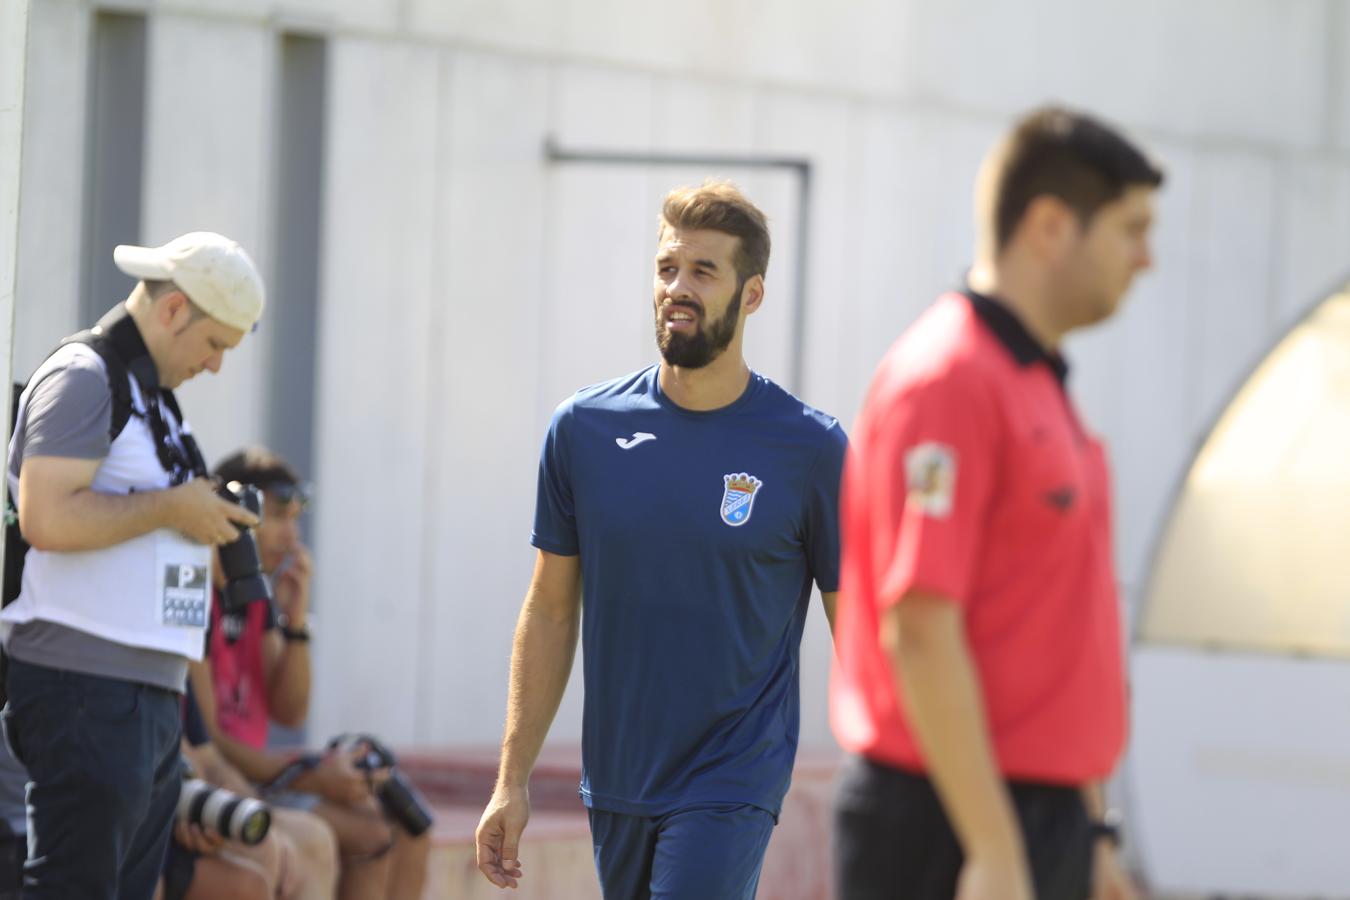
[113,231,265,332]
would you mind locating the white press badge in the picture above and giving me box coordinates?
[157,533,211,628]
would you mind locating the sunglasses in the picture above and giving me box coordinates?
[261,481,313,509]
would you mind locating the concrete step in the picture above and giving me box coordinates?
[394,746,840,900]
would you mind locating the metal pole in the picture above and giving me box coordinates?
[0,0,31,561]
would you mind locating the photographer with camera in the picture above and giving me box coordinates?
[189,447,430,900]
[0,233,265,900]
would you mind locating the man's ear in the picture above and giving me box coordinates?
[741,274,766,316]
[1021,195,1079,262]
[158,289,190,329]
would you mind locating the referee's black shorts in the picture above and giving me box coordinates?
[833,754,1093,900]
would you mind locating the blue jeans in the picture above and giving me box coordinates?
[1,657,182,900]
[589,803,777,900]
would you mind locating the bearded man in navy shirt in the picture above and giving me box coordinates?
[475,181,847,899]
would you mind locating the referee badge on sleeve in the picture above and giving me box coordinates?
[905,442,956,518]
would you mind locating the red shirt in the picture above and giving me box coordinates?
[209,592,274,750]
[830,291,1126,785]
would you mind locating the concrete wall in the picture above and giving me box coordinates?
[1,0,28,502]
[14,0,1350,763]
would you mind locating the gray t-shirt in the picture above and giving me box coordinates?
[6,352,188,692]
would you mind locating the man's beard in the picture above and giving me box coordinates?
[655,281,743,369]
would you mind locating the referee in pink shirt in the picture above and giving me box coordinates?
[831,107,1163,900]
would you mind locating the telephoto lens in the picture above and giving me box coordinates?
[178,778,272,846]
[374,769,435,837]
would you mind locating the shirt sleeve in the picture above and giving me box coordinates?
[863,370,999,609]
[529,398,580,556]
[802,421,848,593]
[22,359,113,461]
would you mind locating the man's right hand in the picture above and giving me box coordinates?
[169,478,259,545]
[307,749,371,806]
[956,855,1034,900]
[475,784,529,889]
[174,817,225,856]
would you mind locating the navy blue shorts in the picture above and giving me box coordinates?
[588,803,776,900]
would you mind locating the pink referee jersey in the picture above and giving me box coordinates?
[830,291,1126,785]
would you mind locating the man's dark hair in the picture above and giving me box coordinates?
[214,446,300,489]
[991,106,1164,252]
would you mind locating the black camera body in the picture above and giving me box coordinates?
[216,481,271,613]
[329,734,434,837]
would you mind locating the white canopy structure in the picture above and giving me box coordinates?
[1132,285,1350,896]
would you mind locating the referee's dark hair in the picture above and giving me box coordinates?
[987,105,1164,254]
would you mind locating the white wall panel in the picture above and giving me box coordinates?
[904,0,1326,150]
[539,64,655,423]
[141,14,273,461]
[756,91,852,420]
[847,109,995,414]
[1131,647,1350,894]
[1186,149,1280,434]
[744,0,911,98]
[1332,0,1350,155]
[14,0,87,377]
[1275,157,1350,329]
[309,38,440,743]
[554,0,910,98]
[0,0,27,445]
[1102,141,1198,597]
[406,0,564,55]
[561,0,729,77]
[418,49,554,745]
[157,0,386,32]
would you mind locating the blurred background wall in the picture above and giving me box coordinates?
[11,1,1350,893]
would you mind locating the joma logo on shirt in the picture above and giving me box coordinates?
[720,473,763,527]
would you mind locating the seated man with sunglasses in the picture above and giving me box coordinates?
[195,447,430,900]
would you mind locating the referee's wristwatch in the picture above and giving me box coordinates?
[1089,808,1123,847]
[277,613,311,643]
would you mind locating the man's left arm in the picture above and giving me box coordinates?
[1081,783,1138,900]
[262,544,313,728]
[805,422,848,641]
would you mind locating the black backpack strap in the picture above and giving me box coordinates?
[59,330,134,443]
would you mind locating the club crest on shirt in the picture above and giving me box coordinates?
[720,472,763,527]
[905,442,956,519]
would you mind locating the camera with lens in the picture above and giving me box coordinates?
[329,733,435,837]
[215,480,271,613]
[178,775,271,846]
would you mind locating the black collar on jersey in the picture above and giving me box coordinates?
[961,289,1069,384]
[89,303,161,391]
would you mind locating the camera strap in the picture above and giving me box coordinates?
[80,305,208,483]
[259,752,323,796]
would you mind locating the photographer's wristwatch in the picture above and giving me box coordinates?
[1090,808,1123,847]
[277,614,311,643]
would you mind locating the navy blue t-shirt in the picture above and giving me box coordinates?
[532,365,847,817]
